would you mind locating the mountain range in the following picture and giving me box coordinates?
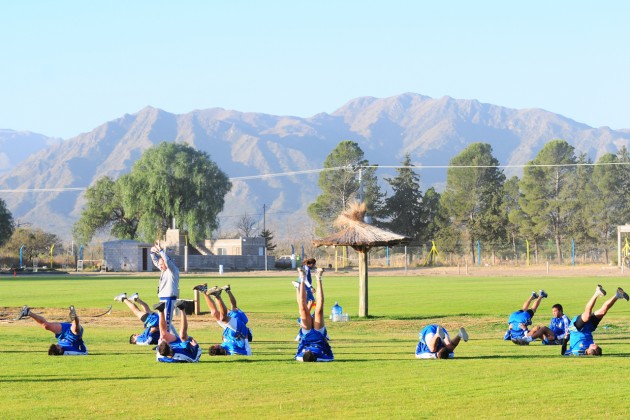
[1,92,629,243]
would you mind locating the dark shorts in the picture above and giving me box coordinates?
[573,313,600,331]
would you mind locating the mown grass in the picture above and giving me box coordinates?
[1,273,629,419]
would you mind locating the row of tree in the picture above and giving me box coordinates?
[308,140,630,263]
[2,139,629,265]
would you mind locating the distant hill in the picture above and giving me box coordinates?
[1,92,629,242]
[0,130,61,175]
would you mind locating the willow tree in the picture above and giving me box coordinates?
[74,142,231,244]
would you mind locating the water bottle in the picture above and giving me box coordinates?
[331,302,342,322]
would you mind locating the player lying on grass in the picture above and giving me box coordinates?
[415,324,468,359]
[194,283,253,356]
[295,267,333,362]
[16,305,87,356]
[541,303,571,345]
[154,300,201,363]
[150,240,179,334]
[114,292,159,345]
[504,289,548,344]
[563,284,629,356]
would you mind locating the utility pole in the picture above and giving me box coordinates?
[263,204,267,271]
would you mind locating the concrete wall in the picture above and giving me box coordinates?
[103,240,153,272]
[172,254,274,271]
[203,237,266,256]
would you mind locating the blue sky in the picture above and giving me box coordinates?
[1,1,629,138]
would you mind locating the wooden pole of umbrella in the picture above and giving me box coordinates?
[314,202,410,318]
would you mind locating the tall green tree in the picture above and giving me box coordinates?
[420,187,443,246]
[383,154,423,241]
[588,152,626,263]
[0,197,15,247]
[519,139,576,262]
[566,153,596,259]
[440,143,506,261]
[502,176,522,257]
[260,229,277,253]
[73,176,137,245]
[308,140,384,235]
[75,142,231,244]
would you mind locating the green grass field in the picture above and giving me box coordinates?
[1,273,629,419]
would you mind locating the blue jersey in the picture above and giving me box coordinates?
[549,314,570,340]
[136,313,160,345]
[157,337,201,363]
[564,315,596,356]
[416,324,453,358]
[504,310,533,340]
[295,329,334,362]
[220,310,252,356]
[56,323,88,356]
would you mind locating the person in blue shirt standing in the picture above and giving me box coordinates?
[15,305,87,356]
[542,303,571,345]
[113,292,160,346]
[150,240,179,335]
[295,267,333,362]
[563,284,629,356]
[415,324,469,359]
[503,289,548,344]
[154,300,201,363]
[194,284,253,356]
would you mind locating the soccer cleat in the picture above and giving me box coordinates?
[207,286,222,297]
[291,281,300,289]
[539,290,548,299]
[596,284,607,297]
[192,283,208,294]
[616,287,629,301]
[458,327,469,342]
[221,284,231,292]
[175,300,187,310]
[316,267,325,277]
[152,302,166,312]
[531,291,539,299]
[69,305,77,321]
[297,267,305,278]
[512,338,529,346]
[15,305,30,320]
[436,325,445,340]
[129,293,139,302]
[113,292,127,302]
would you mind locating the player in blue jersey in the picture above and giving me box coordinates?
[150,240,179,335]
[15,305,87,356]
[503,289,548,344]
[415,324,469,359]
[295,267,334,362]
[562,285,629,356]
[114,292,160,345]
[541,303,570,345]
[154,300,201,363]
[194,284,253,356]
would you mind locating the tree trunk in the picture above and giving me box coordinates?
[555,233,562,263]
[358,249,369,317]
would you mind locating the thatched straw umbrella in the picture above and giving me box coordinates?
[313,202,411,317]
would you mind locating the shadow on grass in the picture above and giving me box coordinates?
[0,376,170,383]
[365,313,486,321]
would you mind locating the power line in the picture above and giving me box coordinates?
[1,161,629,193]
